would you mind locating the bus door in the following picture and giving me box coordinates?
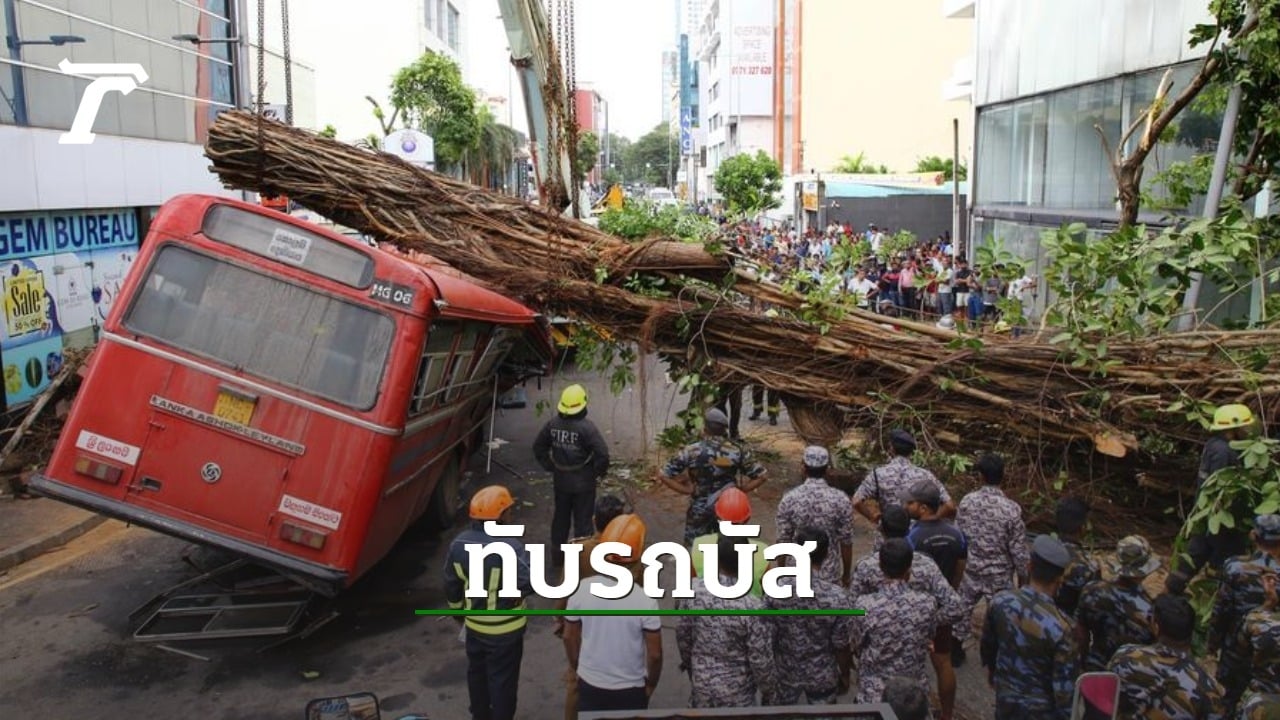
[120,242,395,540]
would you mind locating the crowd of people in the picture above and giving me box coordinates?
[715,217,1039,330]
[444,386,1279,720]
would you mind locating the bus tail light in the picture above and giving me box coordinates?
[280,521,327,550]
[74,455,123,485]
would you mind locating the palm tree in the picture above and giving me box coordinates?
[463,106,525,190]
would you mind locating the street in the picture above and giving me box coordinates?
[0,356,994,719]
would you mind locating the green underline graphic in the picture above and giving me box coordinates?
[416,609,868,617]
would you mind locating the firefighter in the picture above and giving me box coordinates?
[443,485,533,720]
[659,408,768,545]
[749,385,781,426]
[534,384,611,566]
[690,487,769,597]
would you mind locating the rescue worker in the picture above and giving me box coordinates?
[553,494,628,720]
[850,538,940,704]
[775,446,854,586]
[563,514,663,713]
[853,429,955,538]
[1210,514,1280,714]
[980,534,1079,720]
[955,453,1030,667]
[1053,497,1101,616]
[443,486,532,720]
[533,384,611,564]
[765,527,854,704]
[676,534,777,707]
[690,487,769,597]
[905,479,968,720]
[714,382,746,440]
[1108,593,1226,719]
[659,408,768,545]
[1236,573,1280,715]
[1168,403,1256,594]
[1076,535,1158,671]
[849,506,967,630]
[749,385,781,426]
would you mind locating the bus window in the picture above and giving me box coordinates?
[409,322,460,415]
[124,245,395,410]
[442,323,488,404]
[469,329,514,384]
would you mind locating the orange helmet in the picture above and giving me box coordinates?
[469,485,514,520]
[599,514,647,561]
[715,487,752,523]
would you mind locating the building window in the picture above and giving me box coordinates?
[426,0,436,30]
[446,3,461,52]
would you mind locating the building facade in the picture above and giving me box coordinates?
[798,0,974,177]
[422,0,465,66]
[969,0,1219,312]
[0,0,311,409]
[573,86,607,186]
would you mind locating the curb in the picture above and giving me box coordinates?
[0,512,109,573]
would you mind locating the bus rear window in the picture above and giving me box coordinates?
[125,246,394,410]
[201,204,375,288]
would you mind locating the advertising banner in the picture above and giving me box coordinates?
[728,0,775,117]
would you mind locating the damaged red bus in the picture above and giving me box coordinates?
[31,194,551,595]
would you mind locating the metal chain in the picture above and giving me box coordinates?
[281,0,293,125]
[255,0,265,113]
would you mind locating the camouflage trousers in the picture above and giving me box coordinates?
[954,572,1014,643]
[1218,646,1250,715]
[770,684,838,706]
[684,496,719,545]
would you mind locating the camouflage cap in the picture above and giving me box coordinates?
[1256,514,1280,541]
[889,429,916,450]
[1031,534,1071,569]
[704,408,729,427]
[1112,535,1160,578]
[803,445,830,468]
[906,478,941,506]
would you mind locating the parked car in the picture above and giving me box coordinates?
[646,187,680,210]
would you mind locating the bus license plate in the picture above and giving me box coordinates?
[213,392,256,426]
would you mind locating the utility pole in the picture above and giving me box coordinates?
[951,117,960,261]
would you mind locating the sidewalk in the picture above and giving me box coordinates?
[0,495,107,572]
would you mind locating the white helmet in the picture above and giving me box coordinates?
[936,316,956,330]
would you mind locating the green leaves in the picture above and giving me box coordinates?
[389,53,481,166]
[597,204,717,242]
[713,151,783,216]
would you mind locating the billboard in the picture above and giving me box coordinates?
[728,0,775,117]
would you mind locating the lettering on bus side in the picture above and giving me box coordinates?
[75,429,140,466]
[267,228,312,265]
[278,493,342,531]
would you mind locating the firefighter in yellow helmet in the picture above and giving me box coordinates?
[534,384,611,567]
[443,485,533,720]
[1168,403,1256,594]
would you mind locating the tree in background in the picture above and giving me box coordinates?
[914,155,968,181]
[463,105,525,190]
[389,53,481,171]
[623,124,677,186]
[576,130,601,185]
[713,151,782,216]
[832,151,889,174]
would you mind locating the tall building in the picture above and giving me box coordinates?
[0,0,313,410]
[573,86,608,185]
[423,0,466,68]
[696,0,780,199]
[799,1,973,177]
[968,0,1229,316]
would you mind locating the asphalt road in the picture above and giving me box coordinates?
[0,357,995,719]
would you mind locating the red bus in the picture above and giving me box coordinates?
[31,194,552,596]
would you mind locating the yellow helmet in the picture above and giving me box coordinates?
[470,485,514,520]
[558,384,588,414]
[1212,404,1254,431]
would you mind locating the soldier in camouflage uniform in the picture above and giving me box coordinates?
[980,535,1079,720]
[765,527,855,704]
[853,430,954,539]
[1210,514,1280,714]
[1235,572,1280,714]
[659,408,767,545]
[1241,693,1280,719]
[676,534,777,707]
[1077,535,1159,671]
[955,454,1031,662]
[776,446,854,585]
[849,506,967,628]
[850,538,940,705]
[1108,593,1226,719]
[1053,497,1102,615]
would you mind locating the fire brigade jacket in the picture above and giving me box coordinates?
[532,411,611,493]
[444,523,532,635]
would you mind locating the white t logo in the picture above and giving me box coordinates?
[58,59,149,145]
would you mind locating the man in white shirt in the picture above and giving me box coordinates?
[846,268,878,309]
[563,514,664,713]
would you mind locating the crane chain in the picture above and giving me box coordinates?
[281,0,293,126]
[255,0,266,192]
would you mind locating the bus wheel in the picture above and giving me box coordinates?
[429,455,463,530]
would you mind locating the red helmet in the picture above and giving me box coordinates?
[715,487,752,524]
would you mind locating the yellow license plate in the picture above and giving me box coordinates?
[213,391,256,426]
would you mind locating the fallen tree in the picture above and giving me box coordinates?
[205,111,1280,465]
